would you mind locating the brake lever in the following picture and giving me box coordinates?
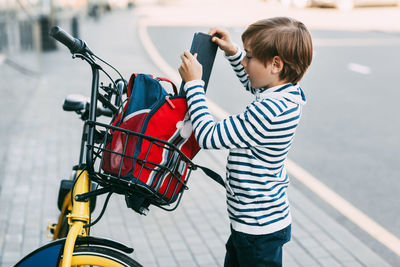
[97,93,119,114]
[79,109,89,120]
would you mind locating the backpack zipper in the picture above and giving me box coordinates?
[165,95,176,109]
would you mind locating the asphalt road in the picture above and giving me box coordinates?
[147,26,400,264]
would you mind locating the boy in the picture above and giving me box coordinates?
[179,17,313,266]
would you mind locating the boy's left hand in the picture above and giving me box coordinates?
[179,51,203,82]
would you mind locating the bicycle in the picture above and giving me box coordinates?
[15,26,198,267]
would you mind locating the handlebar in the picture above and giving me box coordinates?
[50,25,127,165]
[62,94,114,119]
[49,26,93,55]
[97,105,113,117]
[50,26,126,120]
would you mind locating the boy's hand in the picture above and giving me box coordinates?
[179,51,203,82]
[209,28,238,56]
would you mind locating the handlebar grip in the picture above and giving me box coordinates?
[97,106,114,117]
[49,26,86,54]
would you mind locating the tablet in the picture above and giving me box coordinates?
[179,32,218,94]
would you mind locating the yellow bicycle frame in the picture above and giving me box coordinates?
[50,192,72,240]
[60,169,91,267]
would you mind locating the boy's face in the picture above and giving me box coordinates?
[242,42,285,89]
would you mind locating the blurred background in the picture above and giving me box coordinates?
[1,0,400,66]
[0,0,133,69]
[1,0,400,75]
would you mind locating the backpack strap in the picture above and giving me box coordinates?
[156,76,178,95]
[127,73,138,98]
[196,165,225,187]
[110,73,137,129]
[128,74,178,96]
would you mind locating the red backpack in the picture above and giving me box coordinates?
[101,74,220,206]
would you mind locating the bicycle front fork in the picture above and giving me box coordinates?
[62,169,91,267]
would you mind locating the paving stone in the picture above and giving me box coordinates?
[173,249,194,262]
[1,251,21,265]
[286,240,320,266]
[329,248,357,262]
[193,253,217,265]
[317,257,343,267]
[154,255,178,267]
[341,260,365,267]
[298,236,321,249]
[178,259,198,267]
[169,240,188,251]
[189,244,211,255]
[308,246,332,259]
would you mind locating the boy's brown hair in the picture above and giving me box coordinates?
[242,17,313,85]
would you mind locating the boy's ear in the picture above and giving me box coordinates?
[271,56,284,73]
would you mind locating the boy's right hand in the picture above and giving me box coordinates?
[209,28,238,57]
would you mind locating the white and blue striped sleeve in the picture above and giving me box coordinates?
[184,81,299,150]
[225,47,255,94]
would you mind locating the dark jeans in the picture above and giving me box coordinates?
[224,225,291,267]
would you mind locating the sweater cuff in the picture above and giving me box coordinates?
[224,44,243,62]
[183,80,205,93]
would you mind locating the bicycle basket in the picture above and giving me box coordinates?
[86,121,196,209]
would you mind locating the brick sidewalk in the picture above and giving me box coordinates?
[0,7,393,267]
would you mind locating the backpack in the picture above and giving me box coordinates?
[101,74,222,207]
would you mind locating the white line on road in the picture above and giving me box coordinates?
[347,62,372,75]
[286,160,400,256]
[0,54,5,65]
[138,19,400,256]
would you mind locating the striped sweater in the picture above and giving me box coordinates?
[183,48,306,235]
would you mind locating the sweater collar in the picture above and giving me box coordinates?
[255,83,306,105]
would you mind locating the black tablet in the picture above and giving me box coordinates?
[179,32,218,95]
